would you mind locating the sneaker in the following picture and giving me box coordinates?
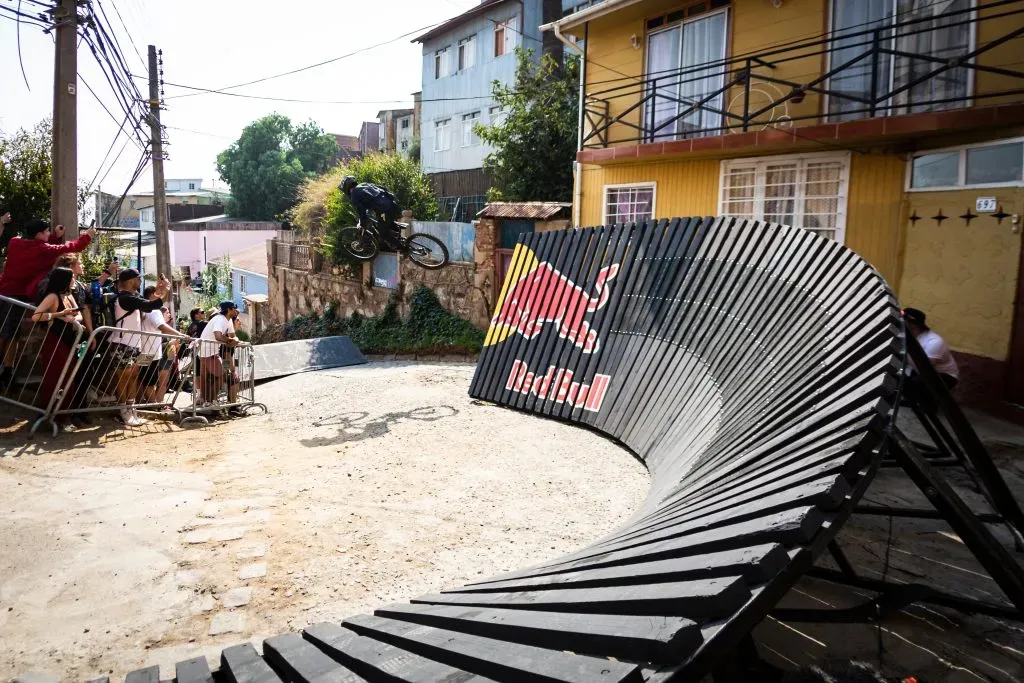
[117,407,146,428]
[228,407,248,418]
[60,421,78,433]
[131,408,150,426]
[71,415,93,427]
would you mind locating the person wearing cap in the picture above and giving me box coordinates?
[100,268,170,426]
[197,300,241,412]
[903,307,959,404]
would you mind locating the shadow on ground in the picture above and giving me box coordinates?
[301,405,459,448]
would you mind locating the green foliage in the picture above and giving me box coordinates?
[476,49,580,202]
[80,232,119,280]
[408,136,421,164]
[0,118,53,240]
[320,152,438,264]
[258,286,483,355]
[216,114,339,221]
[197,257,233,310]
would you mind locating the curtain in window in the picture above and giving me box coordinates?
[892,0,970,113]
[828,0,892,120]
[646,28,682,141]
[679,12,728,136]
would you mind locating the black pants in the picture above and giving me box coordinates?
[903,372,958,409]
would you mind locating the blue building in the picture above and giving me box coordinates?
[224,242,269,312]
[413,0,574,215]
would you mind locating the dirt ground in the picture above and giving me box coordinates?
[0,362,648,681]
[3,362,1024,683]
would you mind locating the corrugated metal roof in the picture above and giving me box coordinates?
[477,202,572,219]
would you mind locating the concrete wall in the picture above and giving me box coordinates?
[419,0,543,174]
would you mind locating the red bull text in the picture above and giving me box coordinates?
[485,244,620,354]
[506,360,611,413]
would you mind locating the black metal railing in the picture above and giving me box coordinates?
[582,0,1024,149]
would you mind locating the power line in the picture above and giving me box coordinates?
[101,0,146,68]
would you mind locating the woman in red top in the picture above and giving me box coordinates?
[0,220,94,390]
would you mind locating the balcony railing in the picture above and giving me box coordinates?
[272,240,312,271]
[582,0,1024,149]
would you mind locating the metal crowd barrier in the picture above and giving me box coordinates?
[0,294,266,436]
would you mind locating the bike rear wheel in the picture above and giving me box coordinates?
[405,233,449,269]
[338,227,379,261]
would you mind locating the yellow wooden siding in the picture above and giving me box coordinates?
[575,0,1024,148]
[844,153,907,287]
[578,158,720,226]
[898,188,1023,361]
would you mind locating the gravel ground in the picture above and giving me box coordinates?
[0,362,649,681]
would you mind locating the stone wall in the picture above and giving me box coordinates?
[268,219,498,330]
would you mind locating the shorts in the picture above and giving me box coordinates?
[106,342,140,369]
[139,358,162,387]
[0,296,32,341]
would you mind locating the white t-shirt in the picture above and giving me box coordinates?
[198,314,234,358]
[140,309,165,359]
[917,330,959,379]
[108,297,142,349]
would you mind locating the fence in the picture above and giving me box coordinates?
[0,294,266,436]
[273,241,312,270]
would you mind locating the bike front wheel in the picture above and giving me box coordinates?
[338,227,379,261]
[405,233,449,269]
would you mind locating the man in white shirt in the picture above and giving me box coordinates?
[903,307,959,409]
[197,300,240,408]
[139,286,187,405]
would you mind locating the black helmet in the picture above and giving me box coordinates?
[340,175,357,195]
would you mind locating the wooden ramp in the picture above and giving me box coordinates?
[82,217,976,681]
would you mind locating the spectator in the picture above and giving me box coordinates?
[138,285,186,406]
[30,267,85,432]
[197,300,240,411]
[0,220,94,389]
[90,259,120,328]
[902,307,959,410]
[103,268,170,426]
[186,307,206,338]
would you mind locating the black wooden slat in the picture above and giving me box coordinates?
[124,667,159,683]
[302,621,493,682]
[262,633,366,683]
[373,602,703,665]
[175,657,214,683]
[220,643,283,683]
[343,614,643,683]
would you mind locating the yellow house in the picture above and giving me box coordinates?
[544,0,1024,410]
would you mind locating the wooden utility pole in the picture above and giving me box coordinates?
[51,0,78,237]
[148,45,171,293]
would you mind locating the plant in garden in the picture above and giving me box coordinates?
[216,114,338,221]
[0,119,54,250]
[476,49,580,202]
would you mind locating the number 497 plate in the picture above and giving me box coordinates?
[976,197,997,213]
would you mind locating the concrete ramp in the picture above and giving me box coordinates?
[252,336,366,381]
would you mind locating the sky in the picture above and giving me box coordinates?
[0,0,481,196]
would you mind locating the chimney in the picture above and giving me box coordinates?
[542,0,563,63]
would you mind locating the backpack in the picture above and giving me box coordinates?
[365,184,401,217]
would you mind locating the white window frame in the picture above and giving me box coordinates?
[905,136,1024,192]
[434,47,450,79]
[434,119,451,151]
[238,273,247,294]
[462,111,481,147]
[494,17,517,57]
[602,182,657,225]
[718,150,852,245]
[823,0,978,121]
[458,36,476,71]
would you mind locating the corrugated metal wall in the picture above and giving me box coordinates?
[845,153,907,287]
[579,158,720,226]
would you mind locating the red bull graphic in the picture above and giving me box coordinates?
[485,244,620,353]
[506,360,611,412]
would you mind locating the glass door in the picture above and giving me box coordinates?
[644,11,728,141]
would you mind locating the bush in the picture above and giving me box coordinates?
[254,286,483,355]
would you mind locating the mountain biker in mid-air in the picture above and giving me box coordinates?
[339,176,403,250]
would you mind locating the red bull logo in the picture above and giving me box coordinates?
[506,360,611,412]
[485,244,620,354]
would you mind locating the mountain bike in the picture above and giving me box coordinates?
[338,216,449,269]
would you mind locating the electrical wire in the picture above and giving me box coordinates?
[101,0,146,68]
[87,111,133,189]
[15,0,31,90]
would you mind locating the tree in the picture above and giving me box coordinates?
[476,49,579,202]
[0,118,53,242]
[216,114,338,221]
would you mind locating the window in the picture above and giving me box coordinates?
[494,17,517,57]
[644,9,728,141]
[909,139,1024,190]
[458,36,476,71]
[400,139,409,151]
[462,112,480,146]
[372,253,399,289]
[416,221,476,263]
[604,184,656,225]
[434,47,450,79]
[489,106,504,125]
[238,274,247,294]
[434,119,451,151]
[189,182,196,190]
[719,153,851,243]
[400,118,410,129]
[828,0,971,121]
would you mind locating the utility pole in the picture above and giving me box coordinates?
[148,45,171,300]
[51,0,78,238]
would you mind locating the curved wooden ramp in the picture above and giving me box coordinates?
[93,217,903,682]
